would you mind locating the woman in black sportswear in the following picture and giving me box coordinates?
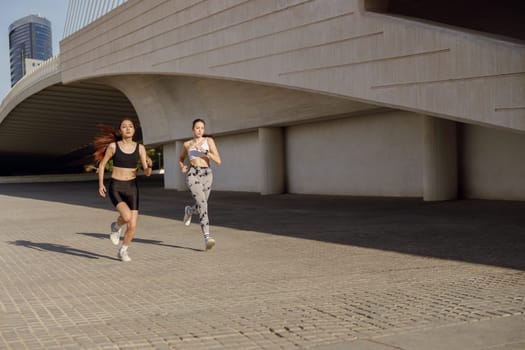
[94,118,152,262]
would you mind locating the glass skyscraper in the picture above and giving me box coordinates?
[9,15,52,86]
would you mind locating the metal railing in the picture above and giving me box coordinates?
[63,0,129,38]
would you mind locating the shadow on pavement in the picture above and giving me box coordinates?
[77,232,203,252]
[1,176,525,270]
[8,240,119,260]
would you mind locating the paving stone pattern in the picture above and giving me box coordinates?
[0,179,524,349]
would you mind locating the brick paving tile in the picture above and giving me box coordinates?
[0,179,524,349]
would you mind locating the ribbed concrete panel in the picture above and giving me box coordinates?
[60,0,525,132]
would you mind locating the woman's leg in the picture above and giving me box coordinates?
[109,180,133,244]
[120,208,138,246]
[186,170,208,233]
[115,203,137,261]
[109,201,131,245]
[200,170,215,250]
[200,169,213,234]
[115,202,132,225]
[186,168,214,249]
[108,179,139,260]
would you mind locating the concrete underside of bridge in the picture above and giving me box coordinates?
[0,82,138,175]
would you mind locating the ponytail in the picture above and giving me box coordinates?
[93,124,118,163]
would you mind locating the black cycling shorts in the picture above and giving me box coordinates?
[108,178,139,210]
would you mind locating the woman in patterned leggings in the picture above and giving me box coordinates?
[178,118,222,250]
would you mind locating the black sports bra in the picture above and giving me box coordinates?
[113,142,139,168]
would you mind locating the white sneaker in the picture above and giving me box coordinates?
[183,206,193,226]
[205,237,216,251]
[110,222,122,245]
[118,249,131,262]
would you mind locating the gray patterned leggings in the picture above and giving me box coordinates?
[186,166,213,234]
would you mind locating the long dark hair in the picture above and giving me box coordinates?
[93,118,135,163]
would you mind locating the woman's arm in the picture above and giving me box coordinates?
[139,144,152,177]
[98,142,116,197]
[179,142,189,173]
[206,138,221,165]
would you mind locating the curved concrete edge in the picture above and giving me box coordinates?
[0,56,61,123]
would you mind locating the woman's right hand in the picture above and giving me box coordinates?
[181,165,189,173]
[99,185,107,198]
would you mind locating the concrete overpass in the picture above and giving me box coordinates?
[0,56,138,173]
[1,0,524,200]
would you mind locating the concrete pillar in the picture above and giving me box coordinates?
[423,115,458,201]
[163,141,186,190]
[259,127,285,195]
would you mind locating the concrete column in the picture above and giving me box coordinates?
[259,127,285,195]
[163,141,186,190]
[423,116,458,201]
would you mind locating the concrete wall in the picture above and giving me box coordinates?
[460,125,525,200]
[286,111,422,196]
[203,113,525,201]
[212,132,259,192]
[202,115,525,200]
[283,114,525,200]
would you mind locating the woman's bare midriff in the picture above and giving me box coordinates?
[190,158,210,168]
[111,166,137,181]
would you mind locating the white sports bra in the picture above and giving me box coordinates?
[188,138,210,161]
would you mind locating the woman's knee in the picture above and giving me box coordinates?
[121,212,133,223]
[127,212,139,229]
[121,219,136,234]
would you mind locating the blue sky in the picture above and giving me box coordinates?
[0,0,68,100]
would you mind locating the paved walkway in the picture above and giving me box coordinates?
[1,176,524,349]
